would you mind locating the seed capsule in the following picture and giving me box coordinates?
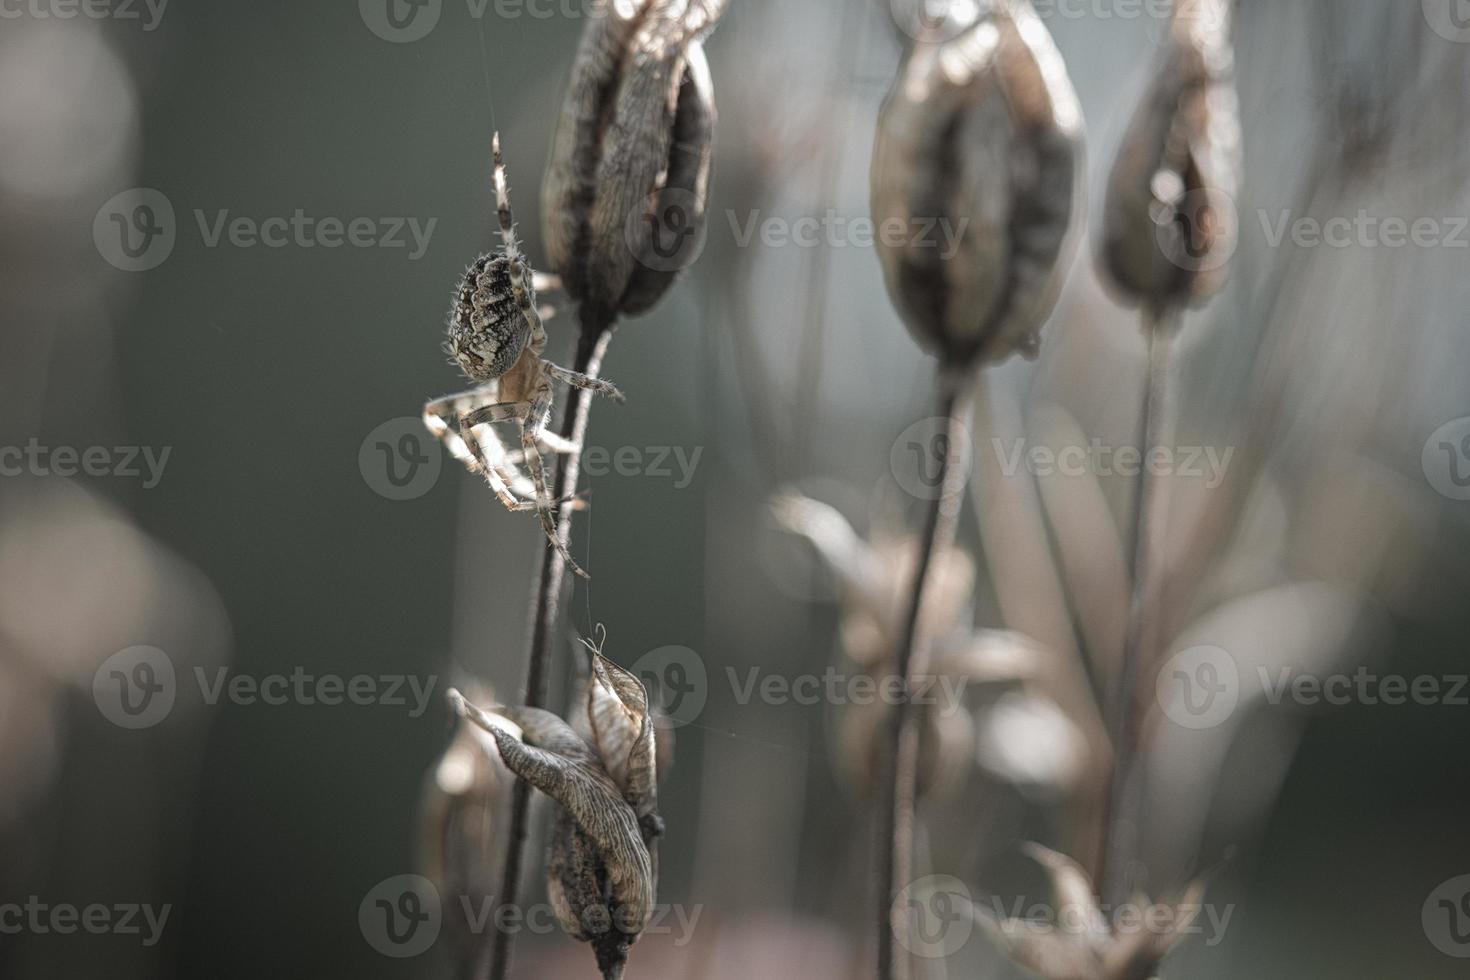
[872,0,1084,368]
[542,0,724,321]
[1099,0,1240,317]
[451,652,662,980]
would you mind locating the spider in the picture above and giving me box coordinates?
[424,133,623,578]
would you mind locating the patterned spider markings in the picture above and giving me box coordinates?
[423,133,623,578]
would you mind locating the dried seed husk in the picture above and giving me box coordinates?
[872,0,1084,368]
[587,652,659,832]
[451,694,654,961]
[1100,0,1240,317]
[543,0,724,320]
[619,39,715,315]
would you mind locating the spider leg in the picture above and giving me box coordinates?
[521,377,589,578]
[544,362,625,403]
[423,389,536,510]
[462,400,532,428]
[424,389,498,477]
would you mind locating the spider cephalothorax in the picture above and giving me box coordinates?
[424,133,623,577]
[447,253,531,383]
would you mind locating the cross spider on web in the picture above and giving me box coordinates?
[423,133,623,578]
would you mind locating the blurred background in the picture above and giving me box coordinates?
[2,0,1470,977]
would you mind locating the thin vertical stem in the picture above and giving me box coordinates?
[484,306,616,980]
[1098,324,1175,906]
[877,368,975,980]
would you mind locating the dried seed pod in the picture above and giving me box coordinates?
[451,676,662,980]
[542,0,724,321]
[1100,0,1240,317]
[872,0,1084,369]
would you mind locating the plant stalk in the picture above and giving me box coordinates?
[876,367,975,980]
[1098,323,1175,907]
[484,305,616,980]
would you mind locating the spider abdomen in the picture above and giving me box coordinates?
[447,252,530,382]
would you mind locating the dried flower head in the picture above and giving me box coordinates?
[871,0,1084,368]
[979,844,1205,980]
[773,494,1087,799]
[1099,0,1241,317]
[542,0,725,321]
[450,645,660,980]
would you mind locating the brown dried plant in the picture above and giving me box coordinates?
[425,4,727,980]
[869,2,1084,977]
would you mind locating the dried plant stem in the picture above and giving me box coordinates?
[485,305,617,980]
[1098,323,1176,906]
[877,368,975,980]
